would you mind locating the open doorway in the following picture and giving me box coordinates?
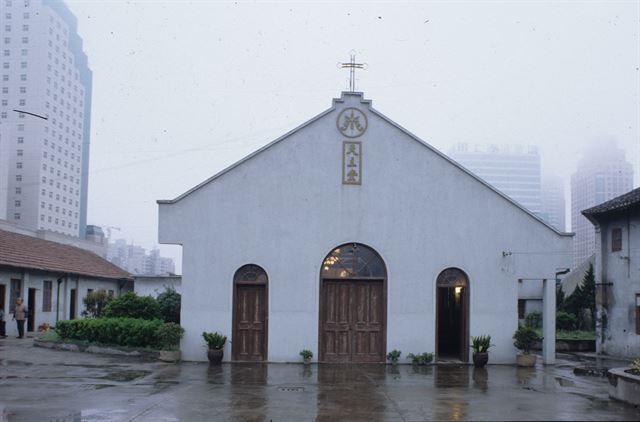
[436,268,469,362]
[27,288,36,332]
[69,289,77,320]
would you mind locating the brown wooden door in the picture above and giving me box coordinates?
[321,280,385,363]
[233,284,267,361]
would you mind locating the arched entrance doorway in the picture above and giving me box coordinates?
[436,268,469,362]
[319,243,387,363]
[232,264,268,361]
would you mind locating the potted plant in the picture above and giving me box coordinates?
[513,325,541,367]
[300,349,313,365]
[202,331,227,364]
[386,349,401,365]
[470,335,492,368]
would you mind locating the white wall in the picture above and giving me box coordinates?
[134,276,181,297]
[0,269,122,337]
[595,214,640,358]
[159,92,573,363]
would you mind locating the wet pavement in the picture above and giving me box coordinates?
[1,338,639,421]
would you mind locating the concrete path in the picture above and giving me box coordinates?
[1,337,639,421]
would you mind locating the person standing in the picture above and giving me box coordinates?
[13,298,27,339]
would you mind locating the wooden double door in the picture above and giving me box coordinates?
[233,284,267,361]
[320,279,386,363]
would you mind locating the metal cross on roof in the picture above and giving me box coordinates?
[338,51,367,92]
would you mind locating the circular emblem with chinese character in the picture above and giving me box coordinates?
[337,108,367,138]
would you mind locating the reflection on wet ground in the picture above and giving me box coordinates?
[1,338,639,421]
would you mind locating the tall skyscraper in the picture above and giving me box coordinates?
[541,175,566,231]
[449,143,542,214]
[0,0,92,237]
[571,143,633,267]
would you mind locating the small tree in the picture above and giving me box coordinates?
[82,290,112,318]
[582,263,596,330]
[157,287,181,324]
[103,292,161,320]
[563,263,596,330]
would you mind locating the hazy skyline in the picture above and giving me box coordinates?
[65,1,640,272]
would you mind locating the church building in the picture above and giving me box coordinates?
[157,91,572,363]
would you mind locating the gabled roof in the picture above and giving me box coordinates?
[158,91,572,237]
[0,229,131,280]
[582,187,640,219]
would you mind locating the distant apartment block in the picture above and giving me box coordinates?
[541,176,566,231]
[107,239,176,276]
[0,0,92,237]
[571,143,634,267]
[449,143,542,214]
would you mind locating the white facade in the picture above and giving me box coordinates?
[0,268,122,337]
[571,144,633,268]
[584,193,640,359]
[158,92,572,363]
[0,0,92,237]
[134,275,181,298]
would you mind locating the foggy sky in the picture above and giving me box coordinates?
[66,1,640,273]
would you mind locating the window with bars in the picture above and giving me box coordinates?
[43,280,52,312]
[612,228,622,252]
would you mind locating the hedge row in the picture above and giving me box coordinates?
[55,318,183,350]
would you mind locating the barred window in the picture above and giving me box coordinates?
[612,228,622,252]
[43,280,52,312]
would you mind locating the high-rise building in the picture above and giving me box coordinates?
[448,143,542,214]
[107,239,176,276]
[571,143,634,267]
[541,175,566,231]
[0,0,92,237]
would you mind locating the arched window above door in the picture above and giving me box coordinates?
[436,268,468,287]
[321,243,386,279]
[234,264,268,285]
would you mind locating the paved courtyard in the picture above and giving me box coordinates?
[1,337,639,421]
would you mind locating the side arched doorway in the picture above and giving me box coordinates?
[232,264,268,361]
[436,268,469,362]
[319,243,387,363]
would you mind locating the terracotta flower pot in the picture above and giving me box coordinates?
[208,348,224,364]
[473,352,489,368]
[516,353,536,367]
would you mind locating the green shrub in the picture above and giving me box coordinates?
[631,359,640,374]
[386,349,401,363]
[157,287,181,324]
[556,311,577,331]
[55,318,169,348]
[103,292,161,320]
[524,311,542,329]
[82,290,113,318]
[513,325,541,354]
[407,352,433,365]
[156,322,184,350]
[299,349,313,359]
[202,331,227,350]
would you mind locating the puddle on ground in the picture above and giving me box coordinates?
[100,370,150,382]
[555,377,575,387]
[0,359,34,367]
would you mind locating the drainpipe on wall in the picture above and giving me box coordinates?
[55,276,64,323]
